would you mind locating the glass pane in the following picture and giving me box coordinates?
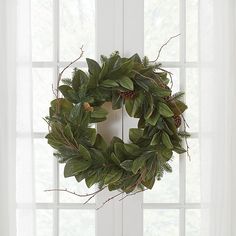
[186,139,200,202]
[144,0,180,61]
[60,0,95,61]
[59,210,95,236]
[36,210,53,236]
[144,157,179,203]
[144,209,179,236]
[186,68,199,132]
[186,0,199,61]
[186,209,201,236]
[31,0,53,61]
[59,164,95,203]
[34,139,53,202]
[33,68,53,132]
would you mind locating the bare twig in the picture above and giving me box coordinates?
[45,186,106,198]
[119,188,148,201]
[55,45,84,113]
[96,192,124,210]
[150,34,181,63]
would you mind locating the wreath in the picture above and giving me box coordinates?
[45,50,188,201]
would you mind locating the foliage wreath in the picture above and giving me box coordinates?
[45,51,188,196]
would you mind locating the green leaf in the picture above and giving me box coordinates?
[112,91,123,110]
[101,80,119,87]
[125,98,134,117]
[161,148,173,160]
[94,134,107,151]
[173,146,186,154]
[64,124,74,141]
[104,169,123,185]
[120,160,133,171]
[159,102,174,117]
[110,152,121,165]
[85,172,98,188]
[131,93,144,117]
[147,109,160,126]
[117,76,134,90]
[91,107,108,119]
[64,159,91,177]
[142,176,155,189]
[129,128,144,144]
[144,95,154,119]
[124,143,142,156]
[86,58,101,76]
[162,132,173,149]
[150,133,160,146]
[132,156,147,174]
[75,172,85,183]
[79,144,91,160]
[169,100,188,115]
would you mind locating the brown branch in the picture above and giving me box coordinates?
[119,188,147,201]
[56,45,84,113]
[96,192,124,210]
[150,34,181,63]
[45,186,107,198]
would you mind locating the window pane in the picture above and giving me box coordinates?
[144,0,180,61]
[59,164,95,203]
[186,139,200,202]
[186,68,199,132]
[34,139,53,202]
[59,210,95,236]
[144,157,179,203]
[36,210,53,236]
[186,0,199,61]
[144,209,179,236]
[31,0,53,61]
[60,0,95,61]
[186,209,201,236]
[33,68,53,132]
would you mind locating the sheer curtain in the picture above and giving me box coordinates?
[0,0,34,236]
[200,0,236,235]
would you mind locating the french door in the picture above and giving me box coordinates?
[32,0,200,235]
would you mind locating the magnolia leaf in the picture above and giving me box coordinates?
[110,152,121,165]
[79,144,91,161]
[142,176,155,189]
[91,107,108,119]
[147,109,160,126]
[64,159,91,177]
[85,172,97,188]
[132,156,147,174]
[129,128,144,144]
[112,91,123,110]
[131,93,144,117]
[173,146,186,154]
[117,76,134,90]
[86,58,101,76]
[169,100,188,115]
[104,169,123,185]
[161,148,173,160]
[150,133,160,146]
[120,160,133,171]
[125,99,134,117]
[64,124,74,141]
[101,80,119,87]
[124,143,142,156]
[94,134,107,151]
[159,102,174,117]
[162,131,173,149]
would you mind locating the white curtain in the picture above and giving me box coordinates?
[0,0,35,236]
[200,0,236,235]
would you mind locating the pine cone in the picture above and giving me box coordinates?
[174,115,181,128]
[83,102,94,112]
[119,91,135,99]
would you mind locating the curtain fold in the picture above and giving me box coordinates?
[199,0,236,235]
[0,0,35,236]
